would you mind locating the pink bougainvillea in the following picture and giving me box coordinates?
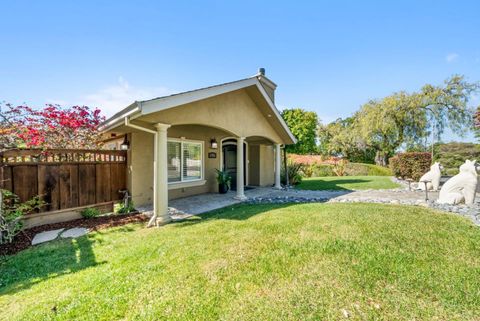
[0,103,105,150]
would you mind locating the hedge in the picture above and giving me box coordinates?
[301,162,392,177]
[389,152,431,181]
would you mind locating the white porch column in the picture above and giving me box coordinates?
[234,137,247,200]
[274,143,282,189]
[148,123,171,227]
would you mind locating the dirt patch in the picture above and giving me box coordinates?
[0,213,148,256]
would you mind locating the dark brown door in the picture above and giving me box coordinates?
[222,142,246,190]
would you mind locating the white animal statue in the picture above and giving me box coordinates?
[418,162,442,191]
[438,160,478,205]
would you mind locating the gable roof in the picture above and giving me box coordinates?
[101,74,296,144]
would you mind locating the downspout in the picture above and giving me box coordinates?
[123,114,160,227]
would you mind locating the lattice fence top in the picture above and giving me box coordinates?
[0,149,127,165]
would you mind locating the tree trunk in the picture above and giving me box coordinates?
[375,151,387,167]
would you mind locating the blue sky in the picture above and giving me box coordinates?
[1,0,479,142]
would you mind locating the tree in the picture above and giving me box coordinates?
[281,108,319,154]
[355,75,478,165]
[475,106,480,141]
[317,117,376,163]
[355,93,428,165]
[0,103,105,150]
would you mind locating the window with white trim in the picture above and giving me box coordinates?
[167,140,203,183]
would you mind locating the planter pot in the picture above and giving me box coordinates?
[218,183,229,194]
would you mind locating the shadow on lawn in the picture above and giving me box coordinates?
[299,178,370,190]
[172,202,302,228]
[0,235,103,295]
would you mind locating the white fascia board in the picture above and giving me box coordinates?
[253,82,297,144]
[99,104,141,132]
[140,78,258,115]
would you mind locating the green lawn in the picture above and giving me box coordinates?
[1,203,480,320]
[297,175,400,190]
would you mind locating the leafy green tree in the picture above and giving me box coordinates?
[355,75,478,165]
[281,108,319,154]
[317,117,375,163]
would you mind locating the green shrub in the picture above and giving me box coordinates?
[1,190,45,244]
[312,164,336,177]
[389,152,431,180]
[433,142,480,174]
[117,201,136,214]
[345,163,392,176]
[445,168,459,176]
[301,163,392,177]
[281,161,303,185]
[81,207,100,219]
[333,159,347,176]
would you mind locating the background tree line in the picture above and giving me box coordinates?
[282,75,480,166]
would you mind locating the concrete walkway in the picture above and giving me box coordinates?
[137,188,279,221]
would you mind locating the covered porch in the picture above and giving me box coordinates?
[126,123,284,226]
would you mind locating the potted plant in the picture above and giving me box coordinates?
[215,169,231,194]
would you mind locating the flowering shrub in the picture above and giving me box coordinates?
[389,152,432,181]
[0,103,105,150]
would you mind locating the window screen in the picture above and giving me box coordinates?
[167,141,181,182]
[167,140,202,183]
[182,142,202,181]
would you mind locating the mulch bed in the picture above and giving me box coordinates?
[0,213,148,256]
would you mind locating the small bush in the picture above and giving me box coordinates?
[81,207,100,219]
[1,190,45,244]
[445,168,459,176]
[117,201,136,214]
[332,159,348,176]
[389,152,432,180]
[281,161,303,185]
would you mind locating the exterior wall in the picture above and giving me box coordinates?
[129,131,154,206]
[141,89,283,144]
[259,145,275,186]
[248,145,260,186]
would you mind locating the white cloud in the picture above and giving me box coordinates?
[82,77,173,117]
[318,114,338,125]
[445,53,459,63]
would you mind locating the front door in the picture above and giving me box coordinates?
[222,141,246,191]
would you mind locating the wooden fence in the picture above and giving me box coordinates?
[0,149,127,212]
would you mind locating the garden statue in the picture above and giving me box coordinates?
[438,160,478,205]
[418,162,442,191]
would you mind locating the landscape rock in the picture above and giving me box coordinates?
[32,228,64,245]
[60,227,89,238]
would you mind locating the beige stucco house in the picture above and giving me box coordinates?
[101,69,296,226]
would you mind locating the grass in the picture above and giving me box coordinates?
[1,203,480,320]
[297,175,400,190]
